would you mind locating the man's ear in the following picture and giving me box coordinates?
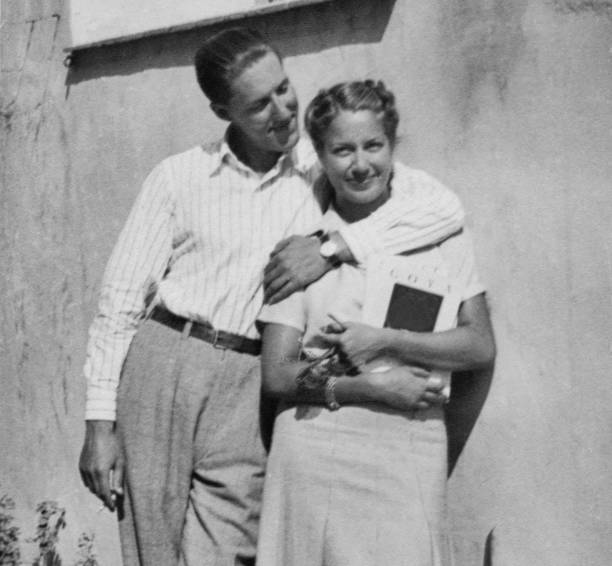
[211,102,230,121]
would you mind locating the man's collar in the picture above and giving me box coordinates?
[208,130,237,177]
[209,129,316,178]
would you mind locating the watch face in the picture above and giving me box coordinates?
[320,240,338,258]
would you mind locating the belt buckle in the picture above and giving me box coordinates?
[211,328,226,350]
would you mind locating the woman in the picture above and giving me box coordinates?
[256,80,496,565]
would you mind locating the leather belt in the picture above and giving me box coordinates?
[150,307,261,356]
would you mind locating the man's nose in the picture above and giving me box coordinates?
[271,94,293,121]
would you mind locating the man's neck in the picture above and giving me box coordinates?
[227,127,282,174]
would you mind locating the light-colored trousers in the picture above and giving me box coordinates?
[116,318,269,566]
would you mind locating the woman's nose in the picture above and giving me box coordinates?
[350,153,370,178]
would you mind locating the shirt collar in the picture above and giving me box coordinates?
[208,129,316,179]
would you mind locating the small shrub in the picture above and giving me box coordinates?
[0,494,21,566]
[30,501,66,566]
[74,532,98,566]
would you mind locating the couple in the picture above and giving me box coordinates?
[79,27,495,566]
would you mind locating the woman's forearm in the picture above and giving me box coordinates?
[384,326,494,372]
[262,359,378,405]
[383,294,496,372]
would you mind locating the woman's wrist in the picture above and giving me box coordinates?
[383,328,414,361]
[335,374,380,404]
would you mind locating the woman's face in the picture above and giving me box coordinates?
[318,109,393,215]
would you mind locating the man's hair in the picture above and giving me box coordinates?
[194,27,280,104]
[304,80,399,151]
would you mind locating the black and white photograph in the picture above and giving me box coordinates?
[1,1,611,564]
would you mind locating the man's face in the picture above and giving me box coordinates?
[218,51,299,155]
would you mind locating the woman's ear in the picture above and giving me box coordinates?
[211,102,230,122]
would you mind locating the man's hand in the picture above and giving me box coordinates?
[319,319,387,367]
[264,235,329,304]
[79,420,124,511]
[367,367,446,411]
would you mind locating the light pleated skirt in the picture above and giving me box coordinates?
[256,403,448,566]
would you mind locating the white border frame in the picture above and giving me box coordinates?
[66,0,333,52]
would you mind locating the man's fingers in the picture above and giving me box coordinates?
[266,280,297,305]
[269,237,294,256]
[264,273,291,303]
[112,458,125,497]
[263,258,283,280]
[95,468,116,511]
[415,401,430,410]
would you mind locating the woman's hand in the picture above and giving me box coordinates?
[319,318,388,367]
[366,367,446,411]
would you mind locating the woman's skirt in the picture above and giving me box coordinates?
[256,403,448,566]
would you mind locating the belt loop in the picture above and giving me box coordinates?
[212,329,225,349]
[182,320,193,340]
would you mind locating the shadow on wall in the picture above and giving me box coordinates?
[447,367,494,477]
[65,0,396,86]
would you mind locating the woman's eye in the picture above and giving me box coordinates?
[277,82,289,95]
[366,141,384,151]
[332,147,351,156]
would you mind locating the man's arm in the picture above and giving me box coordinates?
[79,161,174,509]
[263,166,464,304]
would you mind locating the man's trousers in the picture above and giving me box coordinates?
[116,317,268,566]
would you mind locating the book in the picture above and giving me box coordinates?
[361,249,462,397]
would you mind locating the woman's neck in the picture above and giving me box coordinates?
[333,187,391,223]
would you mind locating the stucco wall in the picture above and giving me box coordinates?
[2,0,611,564]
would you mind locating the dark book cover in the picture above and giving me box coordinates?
[383,283,444,332]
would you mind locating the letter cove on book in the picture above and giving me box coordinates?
[361,248,462,398]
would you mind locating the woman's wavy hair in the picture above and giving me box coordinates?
[194,27,280,104]
[304,80,399,151]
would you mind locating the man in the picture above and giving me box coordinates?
[79,28,464,566]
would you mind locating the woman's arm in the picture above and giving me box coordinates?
[387,293,496,371]
[260,323,446,411]
[385,293,496,372]
[320,293,496,373]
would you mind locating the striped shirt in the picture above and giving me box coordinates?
[84,136,465,420]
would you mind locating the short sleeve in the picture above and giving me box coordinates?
[257,290,307,333]
[438,229,486,302]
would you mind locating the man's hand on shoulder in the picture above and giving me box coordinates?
[263,235,329,304]
[79,420,124,512]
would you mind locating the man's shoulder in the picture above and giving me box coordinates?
[157,140,222,174]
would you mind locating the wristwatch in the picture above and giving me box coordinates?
[318,232,342,268]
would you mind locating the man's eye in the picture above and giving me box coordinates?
[250,100,269,112]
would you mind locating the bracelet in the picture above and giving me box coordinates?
[325,375,340,411]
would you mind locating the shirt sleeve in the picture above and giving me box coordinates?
[438,228,486,302]
[338,164,465,263]
[257,290,307,334]
[83,161,175,421]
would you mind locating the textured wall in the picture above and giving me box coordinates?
[2,0,611,563]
